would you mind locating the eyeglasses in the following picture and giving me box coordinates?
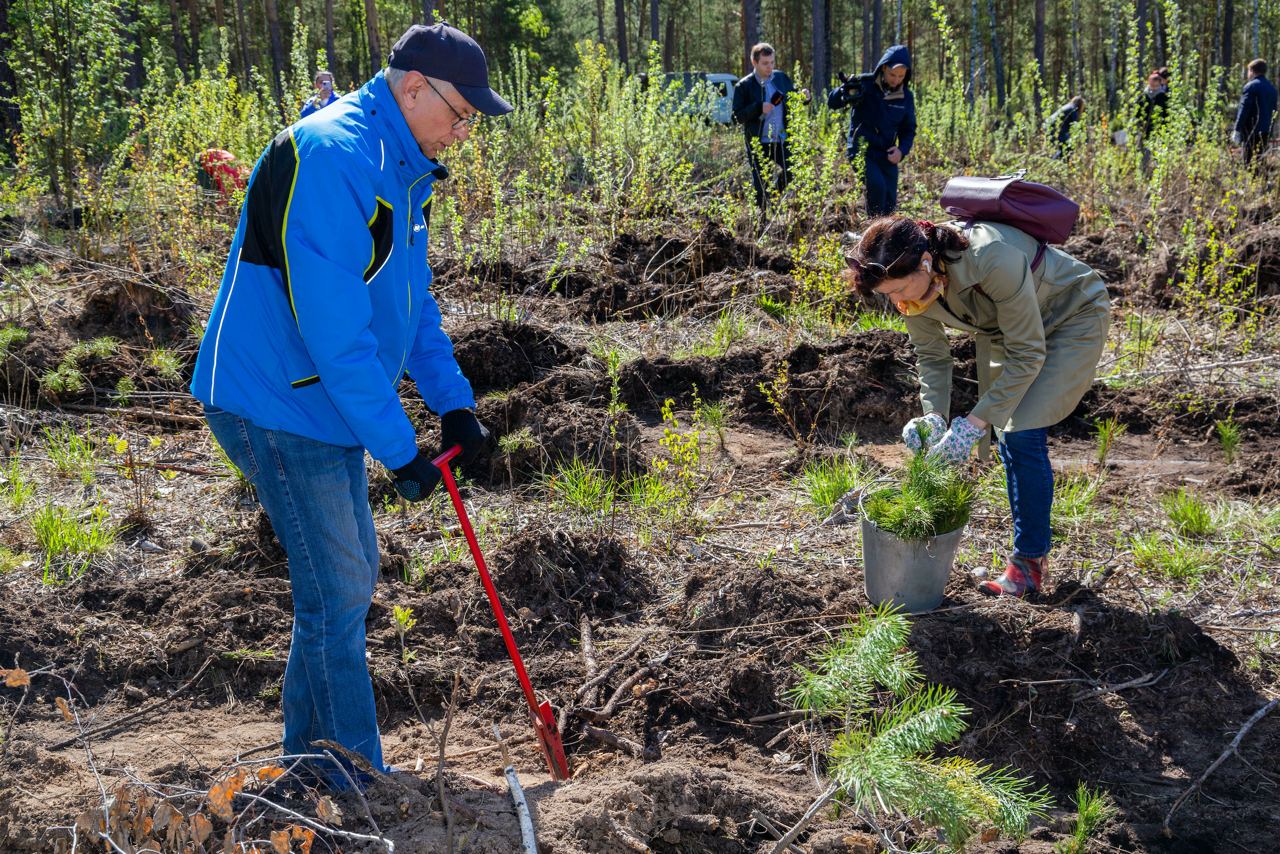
[425,78,480,130]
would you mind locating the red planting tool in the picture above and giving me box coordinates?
[432,445,572,781]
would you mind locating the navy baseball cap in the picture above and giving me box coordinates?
[388,23,513,116]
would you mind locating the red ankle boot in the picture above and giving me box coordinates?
[979,554,1046,598]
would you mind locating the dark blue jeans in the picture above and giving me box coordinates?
[997,428,1054,559]
[862,152,900,217]
[205,406,384,788]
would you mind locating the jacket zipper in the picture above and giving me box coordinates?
[394,172,435,382]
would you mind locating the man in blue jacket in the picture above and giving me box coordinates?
[828,45,916,217]
[732,42,810,211]
[1233,58,1277,168]
[190,23,511,789]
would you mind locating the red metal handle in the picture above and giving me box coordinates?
[432,444,462,468]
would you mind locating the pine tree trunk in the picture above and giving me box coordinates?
[969,0,980,105]
[1251,0,1259,58]
[896,0,903,43]
[264,0,286,100]
[122,0,146,90]
[185,0,200,73]
[650,0,659,45]
[326,0,337,70]
[662,11,675,70]
[872,0,882,59]
[363,0,382,75]
[597,0,606,45]
[1221,0,1234,78]
[812,0,829,95]
[167,0,189,79]
[1071,0,1083,93]
[862,0,871,70]
[0,0,19,152]
[1135,0,1147,72]
[616,0,629,68]
[422,0,434,24]
[988,0,1005,107]
[741,0,758,73]
[233,0,251,83]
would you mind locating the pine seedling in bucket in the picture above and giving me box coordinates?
[860,453,975,612]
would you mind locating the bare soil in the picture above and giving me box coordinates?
[0,224,1277,853]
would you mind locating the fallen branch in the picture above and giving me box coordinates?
[60,403,206,428]
[1163,698,1279,834]
[49,656,214,750]
[581,724,647,758]
[1071,669,1168,701]
[438,673,460,854]
[443,732,533,761]
[769,782,839,854]
[748,810,806,854]
[575,631,653,701]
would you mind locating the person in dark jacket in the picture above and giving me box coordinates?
[1048,96,1085,159]
[1138,69,1169,138]
[1233,58,1278,167]
[191,23,511,791]
[732,42,811,211]
[827,44,916,217]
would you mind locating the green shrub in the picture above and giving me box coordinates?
[863,453,974,540]
[1055,783,1118,854]
[1215,419,1241,465]
[32,502,116,582]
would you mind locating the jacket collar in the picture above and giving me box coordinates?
[359,71,447,182]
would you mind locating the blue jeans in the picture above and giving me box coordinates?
[205,406,384,787]
[862,152,899,217]
[997,428,1054,559]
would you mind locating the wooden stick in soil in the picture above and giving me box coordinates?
[574,631,653,700]
[748,810,806,854]
[580,724,646,758]
[49,655,215,750]
[1163,697,1279,835]
[494,724,538,854]
[769,782,839,854]
[437,673,460,854]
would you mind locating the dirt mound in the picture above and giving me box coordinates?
[74,280,195,344]
[1236,224,1280,297]
[1064,232,1141,291]
[618,350,765,411]
[1213,449,1280,496]
[1069,381,1280,439]
[452,319,584,394]
[474,366,645,482]
[911,585,1278,849]
[609,224,792,285]
[535,762,812,854]
[738,330,923,440]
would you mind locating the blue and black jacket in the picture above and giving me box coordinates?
[190,71,474,470]
[827,44,917,161]
[1235,74,1278,140]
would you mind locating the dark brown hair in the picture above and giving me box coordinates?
[1248,58,1268,76]
[751,43,775,63]
[845,217,970,296]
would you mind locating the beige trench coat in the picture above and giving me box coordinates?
[902,221,1111,433]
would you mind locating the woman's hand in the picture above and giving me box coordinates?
[902,413,948,453]
[926,416,985,466]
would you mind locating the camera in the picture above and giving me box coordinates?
[837,72,873,98]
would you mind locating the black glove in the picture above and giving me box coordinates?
[391,451,442,502]
[440,408,489,472]
[839,72,859,93]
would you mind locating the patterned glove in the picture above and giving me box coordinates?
[926,416,985,466]
[391,451,442,502]
[902,413,949,453]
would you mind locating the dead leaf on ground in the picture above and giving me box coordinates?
[270,828,291,853]
[256,765,286,783]
[189,812,213,846]
[2,667,30,688]
[54,696,73,721]
[292,825,316,854]
[315,795,343,826]
[208,769,248,821]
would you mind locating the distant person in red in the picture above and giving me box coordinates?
[301,70,340,118]
[196,149,249,198]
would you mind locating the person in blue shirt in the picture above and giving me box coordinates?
[301,70,340,118]
[1047,96,1085,160]
[828,44,916,217]
[190,23,511,790]
[1233,58,1277,168]
[732,42,810,212]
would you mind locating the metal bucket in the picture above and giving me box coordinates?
[860,515,964,614]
